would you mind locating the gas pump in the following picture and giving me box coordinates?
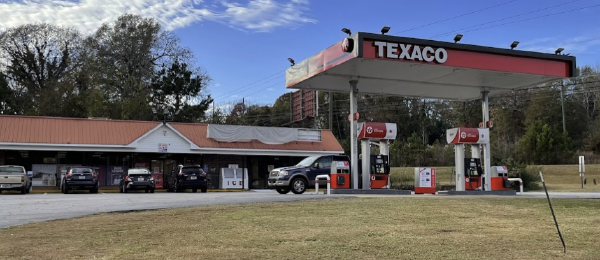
[446,127,491,191]
[357,122,397,190]
[464,158,484,190]
[331,160,350,189]
[490,166,510,191]
[370,154,390,189]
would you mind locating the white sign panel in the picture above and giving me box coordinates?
[414,167,436,188]
[420,168,432,187]
[158,143,168,152]
[220,168,248,189]
[335,161,350,167]
[579,156,585,173]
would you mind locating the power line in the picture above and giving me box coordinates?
[215,0,593,105]
[431,0,594,38]
[392,0,521,35]
[211,69,285,101]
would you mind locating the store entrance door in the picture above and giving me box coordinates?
[151,159,177,189]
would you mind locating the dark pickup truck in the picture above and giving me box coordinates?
[267,155,350,194]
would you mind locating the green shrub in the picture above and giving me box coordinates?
[504,157,541,191]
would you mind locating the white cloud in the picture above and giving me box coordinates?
[0,0,315,33]
[266,87,274,91]
[214,0,316,32]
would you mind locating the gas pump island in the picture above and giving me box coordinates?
[330,122,412,194]
[447,127,511,193]
[286,29,576,194]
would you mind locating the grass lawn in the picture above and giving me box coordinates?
[1,197,599,260]
[390,164,600,192]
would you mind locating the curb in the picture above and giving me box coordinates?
[28,189,249,194]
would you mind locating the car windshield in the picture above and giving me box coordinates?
[0,166,25,175]
[182,167,205,174]
[72,168,93,174]
[128,169,150,175]
[295,156,320,167]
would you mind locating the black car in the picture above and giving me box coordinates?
[166,165,208,193]
[61,167,99,194]
[119,168,155,193]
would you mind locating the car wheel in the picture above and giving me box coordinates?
[150,189,155,193]
[201,187,207,193]
[145,189,149,193]
[290,178,307,194]
[276,188,290,194]
[192,188,197,193]
[119,185,123,193]
[63,184,69,194]
[90,188,98,194]
[20,186,26,194]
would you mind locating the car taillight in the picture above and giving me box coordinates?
[92,174,98,178]
[125,176,131,181]
[21,176,24,182]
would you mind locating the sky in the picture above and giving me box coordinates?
[0,0,599,108]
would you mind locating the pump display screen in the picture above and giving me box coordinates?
[376,159,383,164]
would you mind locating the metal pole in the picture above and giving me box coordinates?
[349,79,359,189]
[454,144,465,191]
[482,90,491,191]
[560,81,566,132]
[540,171,566,253]
[361,139,371,190]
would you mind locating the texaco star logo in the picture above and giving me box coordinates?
[342,38,349,52]
[366,126,373,134]
[460,132,467,139]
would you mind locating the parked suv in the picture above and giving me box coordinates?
[0,165,31,194]
[61,167,99,194]
[268,155,350,194]
[119,168,155,193]
[165,165,208,193]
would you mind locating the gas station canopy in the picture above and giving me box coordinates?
[286,32,577,100]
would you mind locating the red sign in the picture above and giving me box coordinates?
[359,122,387,139]
[152,173,163,189]
[358,122,397,140]
[362,39,571,77]
[431,168,436,187]
[446,128,489,144]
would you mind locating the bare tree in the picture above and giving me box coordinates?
[0,23,83,115]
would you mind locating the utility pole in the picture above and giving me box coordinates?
[560,80,566,132]
[314,90,319,129]
[289,92,293,123]
[329,92,333,130]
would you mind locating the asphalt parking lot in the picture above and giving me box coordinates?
[2,190,598,229]
[0,190,345,229]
